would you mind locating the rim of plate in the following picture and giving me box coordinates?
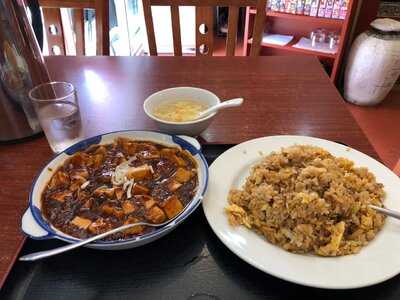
[28,129,208,245]
[202,135,400,289]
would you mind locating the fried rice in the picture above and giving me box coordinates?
[226,145,386,256]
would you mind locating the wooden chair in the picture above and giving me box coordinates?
[142,0,266,56]
[38,0,109,55]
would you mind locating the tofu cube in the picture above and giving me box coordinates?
[77,190,90,202]
[71,169,89,179]
[174,168,193,183]
[93,154,104,168]
[140,150,160,159]
[168,180,182,192]
[132,184,150,195]
[50,190,72,202]
[160,149,186,166]
[82,199,92,209]
[103,188,115,198]
[88,218,111,234]
[100,204,124,218]
[69,181,81,192]
[126,165,152,180]
[122,201,136,214]
[160,148,177,157]
[112,208,124,218]
[138,142,159,153]
[124,217,144,235]
[100,204,115,215]
[146,206,166,223]
[69,152,92,167]
[115,187,124,200]
[94,145,107,156]
[94,187,115,198]
[58,171,70,184]
[173,155,187,167]
[48,171,70,189]
[163,196,184,219]
[144,198,157,209]
[71,216,92,230]
[118,138,137,155]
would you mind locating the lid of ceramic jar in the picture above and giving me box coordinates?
[371,18,400,32]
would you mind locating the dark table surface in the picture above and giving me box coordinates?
[1,56,396,298]
[2,146,400,300]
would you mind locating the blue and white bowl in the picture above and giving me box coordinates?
[21,130,208,250]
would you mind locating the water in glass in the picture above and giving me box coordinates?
[38,101,82,153]
[29,82,83,153]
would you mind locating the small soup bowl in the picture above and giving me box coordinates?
[143,87,220,136]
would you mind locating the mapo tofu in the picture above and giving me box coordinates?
[41,138,198,240]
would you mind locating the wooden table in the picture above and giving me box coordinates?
[0,56,388,296]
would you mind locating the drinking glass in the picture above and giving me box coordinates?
[310,28,327,47]
[29,81,83,153]
[328,32,340,49]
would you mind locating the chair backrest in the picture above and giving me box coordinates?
[38,0,109,55]
[142,0,266,56]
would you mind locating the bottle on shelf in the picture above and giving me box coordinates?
[332,0,341,19]
[286,0,297,14]
[304,0,312,15]
[296,0,305,15]
[339,0,348,19]
[309,0,320,16]
[271,0,280,11]
[266,0,347,19]
[324,0,334,18]
[318,0,327,17]
[279,0,286,12]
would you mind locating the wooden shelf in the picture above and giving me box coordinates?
[244,0,357,83]
[248,38,337,59]
[249,9,344,27]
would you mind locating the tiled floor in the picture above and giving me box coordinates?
[346,85,400,174]
[212,36,245,56]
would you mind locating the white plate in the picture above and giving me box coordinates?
[202,135,400,289]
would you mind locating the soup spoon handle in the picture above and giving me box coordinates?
[369,205,400,220]
[197,98,243,119]
[19,221,169,262]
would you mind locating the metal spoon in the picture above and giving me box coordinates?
[19,218,179,262]
[196,98,243,119]
[369,205,400,220]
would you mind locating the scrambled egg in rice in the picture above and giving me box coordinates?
[226,145,385,256]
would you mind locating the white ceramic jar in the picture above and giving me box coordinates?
[344,18,400,106]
